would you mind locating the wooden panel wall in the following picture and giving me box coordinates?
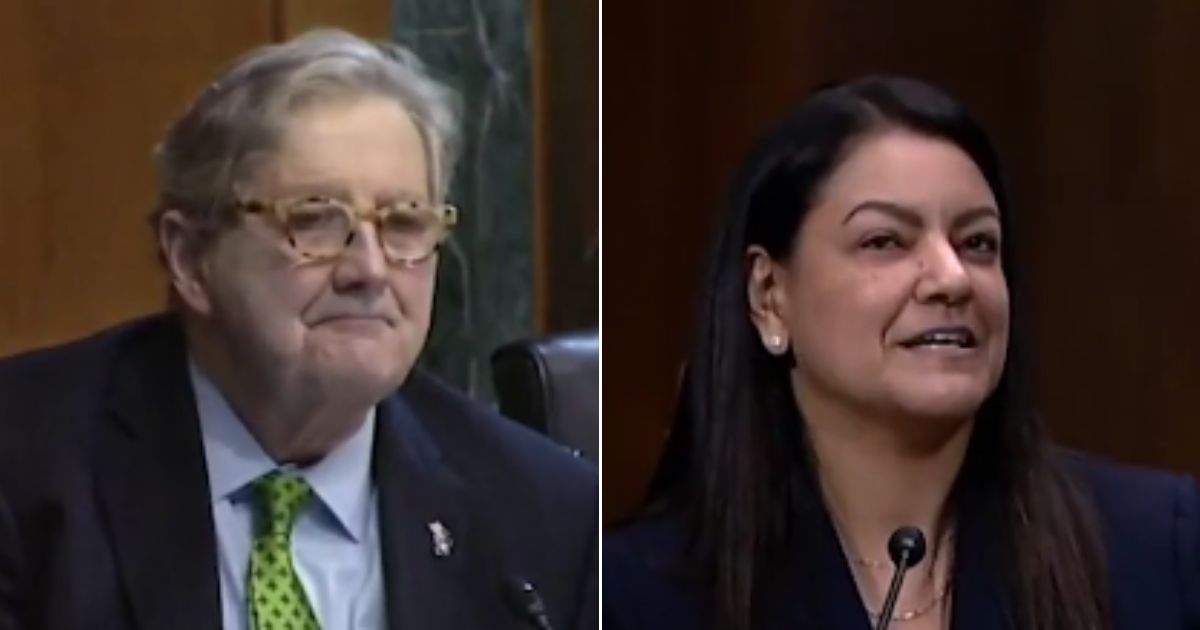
[278,0,391,39]
[0,0,394,357]
[1025,1,1200,472]
[0,0,275,355]
[532,0,600,332]
[604,1,1200,522]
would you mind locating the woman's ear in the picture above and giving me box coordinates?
[157,210,214,316]
[746,245,791,356]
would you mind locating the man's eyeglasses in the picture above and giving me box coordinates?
[238,196,458,266]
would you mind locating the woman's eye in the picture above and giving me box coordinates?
[962,233,1000,254]
[861,234,903,250]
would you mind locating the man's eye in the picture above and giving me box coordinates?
[287,205,344,230]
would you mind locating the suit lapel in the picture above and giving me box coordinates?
[949,495,1011,630]
[801,509,1012,630]
[374,391,517,629]
[767,497,872,629]
[801,494,1013,630]
[95,318,221,630]
[795,507,873,629]
[770,489,1015,630]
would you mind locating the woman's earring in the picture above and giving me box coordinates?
[766,334,788,355]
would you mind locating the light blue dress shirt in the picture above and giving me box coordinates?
[190,361,386,630]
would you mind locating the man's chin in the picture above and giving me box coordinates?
[294,360,406,399]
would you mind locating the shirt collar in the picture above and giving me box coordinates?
[191,359,376,543]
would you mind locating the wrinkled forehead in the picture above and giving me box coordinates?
[240,94,433,204]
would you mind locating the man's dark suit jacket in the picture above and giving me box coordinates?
[0,315,597,630]
[605,457,1200,629]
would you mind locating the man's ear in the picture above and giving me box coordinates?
[157,210,213,315]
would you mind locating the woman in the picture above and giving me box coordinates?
[604,76,1200,630]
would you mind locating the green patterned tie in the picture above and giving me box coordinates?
[248,472,321,630]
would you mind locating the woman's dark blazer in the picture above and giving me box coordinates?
[604,454,1200,629]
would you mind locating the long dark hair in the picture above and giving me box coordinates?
[646,77,1110,629]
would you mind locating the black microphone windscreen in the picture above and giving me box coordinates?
[887,526,927,567]
[502,576,553,630]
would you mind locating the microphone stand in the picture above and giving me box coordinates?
[874,526,927,630]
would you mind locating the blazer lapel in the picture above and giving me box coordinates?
[801,510,873,629]
[372,391,532,624]
[95,319,221,630]
[797,496,1014,630]
[949,496,1011,630]
[374,394,499,629]
[813,515,875,630]
[768,476,1014,630]
[768,501,872,629]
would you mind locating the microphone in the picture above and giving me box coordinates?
[874,526,927,630]
[502,576,554,630]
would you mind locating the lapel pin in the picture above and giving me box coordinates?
[428,520,454,558]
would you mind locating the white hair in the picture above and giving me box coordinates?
[151,28,461,242]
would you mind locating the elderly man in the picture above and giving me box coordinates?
[0,30,596,630]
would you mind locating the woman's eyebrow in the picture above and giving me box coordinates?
[842,200,922,227]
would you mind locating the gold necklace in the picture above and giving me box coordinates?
[853,531,955,623]
[851,556,894,570]
[865,580,950,623]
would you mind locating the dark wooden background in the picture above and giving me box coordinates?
[604,1,1200,523]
